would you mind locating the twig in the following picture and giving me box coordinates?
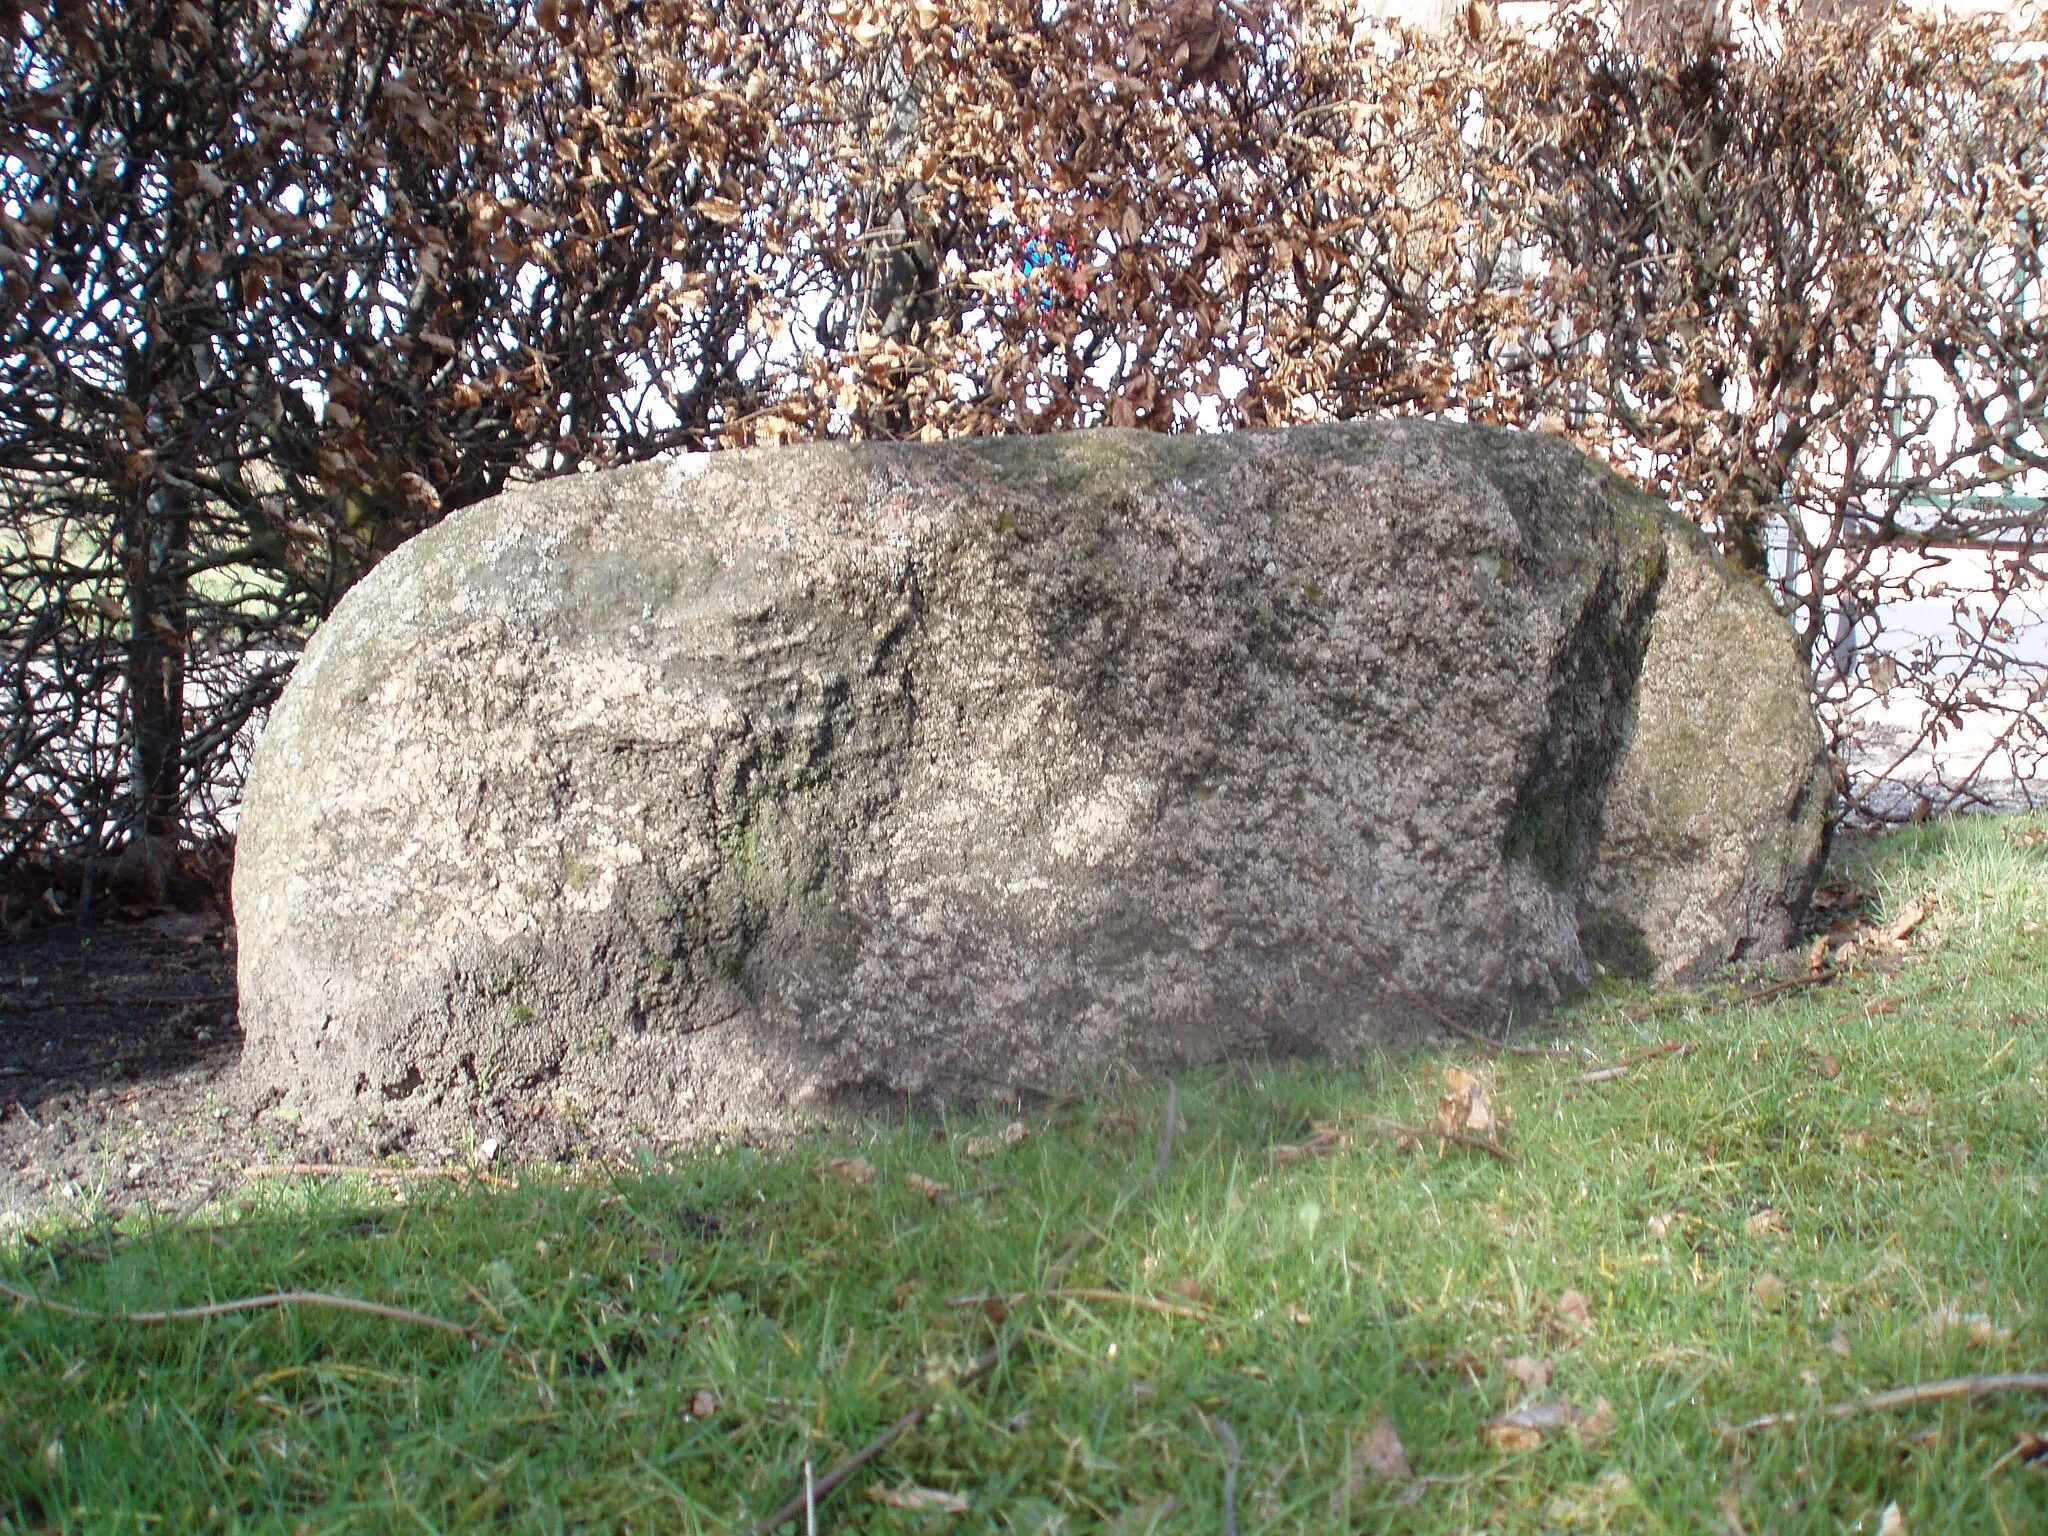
[1206,1414,1241,1536]
[247,1163,515,1191]
[1715,971,1841,1012]
[945,1288,1216,1322]
[1728,1372,2048,1434]
[0,1278,488,1347]
[1361,1116,1516,1164]
[1383,979,1575,1058]
[746,1337,1008,1535]
[1571,1040,1696,1086]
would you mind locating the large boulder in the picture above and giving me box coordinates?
[232,423,1820,1147]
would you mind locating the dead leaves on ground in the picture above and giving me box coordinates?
[1437,1067,1510,1141]
[1268,1068,1515,1166]
[904,1171,955,1203]
[1548,1287,1596,1341]
[1924,1304,2014,1347]
[962,1120,1030,1158]
[818,1156,874,1186]
[1484,1395,1616,1452]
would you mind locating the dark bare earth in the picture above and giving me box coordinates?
[0,914,696,1228]
[0,914,250,1224]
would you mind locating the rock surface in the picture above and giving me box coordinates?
[233,422,1816,1146]
[1582,519,1831,981]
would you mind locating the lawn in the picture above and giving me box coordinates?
[3,815,2046,1534]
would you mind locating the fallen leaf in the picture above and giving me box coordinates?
[1484,1420,1546,1453]
[1828,1324,1852,1358]
[1924,1305,2011,1345]
[1744,1209,1785,1236]
[1436,1067,1508,1140]
[1890,896,1936,943]
[891,1278,924,1310]
[1885,1092,1931,1117]
[1648,1212,1675,1239]
[1169,1276,1218,1307]
[1096,1106,1141,1137]
[1806,935,1831,975]
[1813,1050,1842,1079]
[1351,1415,1412,1486]
[819,1156,874,1186]
[1482,1397,1612,1450]
[1876,1500,1906,1536]
[963,1120,1031,1158]
[904,1172,954,1203]
[1554,1287,1594,1336]
[1754,1273,1789,1311]
[1578,1396,1616,1441]
[868,1485,970,1514]
[1286,1303,1315,1326]
[1946,1141,1971,1169]
[1504,1354,1552,1395]
[689,1388,719,1418]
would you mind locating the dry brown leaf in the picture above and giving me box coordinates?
[1946,1141,1972,1169]
[1744,1209,1785,1236]
[1754,1273,1789,1310]
[964,1120,1031,1157]
[891,1277,924,1310]
[1096,1106,1141,1138]
[868,1485,970,1514]
[1504,1354,1552,1395]
[1828,1324,1853,1358]
[1436,1067,1507,1141]
[1286,1303,1315,1326]
[1485,1420,1544,1453]
[904,1172,954,1203]
[688,1388,719,1418]
[1924,1304,2012,1345]
[1890,896,1936,943]
[819,1156,874,1186]
[1876,1501,1906,1536]
[1482,1396,1613,1450]
[1555,1287,1594,1336]
[1169,1277,1218,1308]
[1351,1415,1413,1486]
[1813,1050,1842,1079]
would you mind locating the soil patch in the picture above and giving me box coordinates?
[0,913,253,1223]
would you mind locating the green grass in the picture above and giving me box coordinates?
[5,815,2048,1534]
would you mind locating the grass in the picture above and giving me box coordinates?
[3,814,2047,1534]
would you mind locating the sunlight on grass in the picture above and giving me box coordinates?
[3,815,2045,1533]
